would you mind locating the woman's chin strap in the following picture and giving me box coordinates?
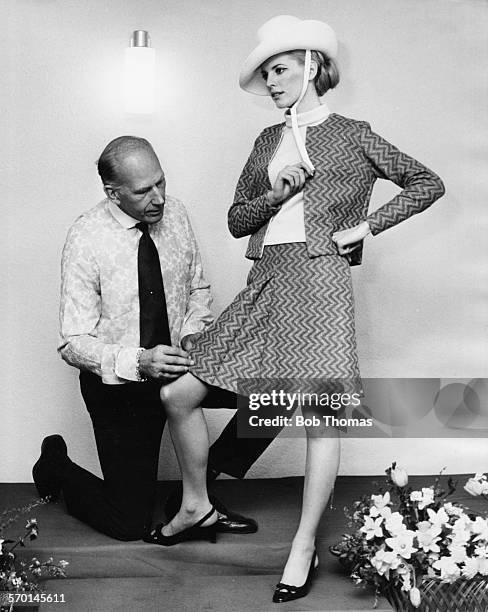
[289,49,315,174]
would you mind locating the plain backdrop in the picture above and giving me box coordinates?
[2,0,487,482]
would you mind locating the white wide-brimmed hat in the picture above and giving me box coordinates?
[239,15,338,95]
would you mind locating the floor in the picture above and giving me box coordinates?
[0,475,480,611]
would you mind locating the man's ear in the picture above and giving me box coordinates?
[104,184,119,203]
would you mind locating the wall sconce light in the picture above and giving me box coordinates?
[124,30,155,114]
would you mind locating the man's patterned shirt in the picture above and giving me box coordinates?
[59,196,213,384]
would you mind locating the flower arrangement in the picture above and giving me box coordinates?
[330,464,488,608]
[0,499,68,598]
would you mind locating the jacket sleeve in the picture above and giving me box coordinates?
[359,122,445,235]
[227,132,282,238]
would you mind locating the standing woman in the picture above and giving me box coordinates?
[145,15,445,603]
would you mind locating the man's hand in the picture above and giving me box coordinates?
[332,221,371,256]
[138,345,194,381]
[267,162,313,207]
[180,333,202,352]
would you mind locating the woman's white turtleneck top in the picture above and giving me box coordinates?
[264,102,331,245]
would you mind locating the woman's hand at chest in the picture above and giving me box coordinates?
[332,221,371,256]
[266,162,313,207]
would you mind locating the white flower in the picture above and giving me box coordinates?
[409,587,421,608]
[432,556,461,582]
[464,473,488,496]
[426,507,449,528]
[462,557,480,579]
[443,503,464,517]
[419,488,435,509]
[385,531,417,559]
[370,549,401,576]
[410,490,422,502]
[391,466,408,487]
[385,511,407,535]
[450,515,473,545]
[479,558,488,576]
[450,532,471,547]
[410,488,434,510]
[416,521,441,553]
[474,545,488,559]
[448,544,468,564]
[371,492,391,509]
[464,478,484,497]
[369,505,391,520]
[360,516,384,540]
[472,517,488,542]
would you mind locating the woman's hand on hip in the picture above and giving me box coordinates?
[267,162,313,207]
[332,221,371,256]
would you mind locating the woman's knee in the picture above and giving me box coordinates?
[160,381,200,418]
[160,384,182,416]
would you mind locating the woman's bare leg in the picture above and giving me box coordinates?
[279,420,340,586]
[160,373,216,535]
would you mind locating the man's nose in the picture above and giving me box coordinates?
[151,185,164,204]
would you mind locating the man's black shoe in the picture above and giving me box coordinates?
[214,504,258,534]
[164,484,258,534]
[32,435,69,501]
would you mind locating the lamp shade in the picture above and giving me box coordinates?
[124,30,155,114]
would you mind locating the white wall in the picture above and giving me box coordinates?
[2,0,487,482]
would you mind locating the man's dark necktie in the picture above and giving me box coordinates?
[136,222,171,348]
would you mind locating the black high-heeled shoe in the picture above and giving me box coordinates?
[272,550,319,603]
[143,507,218,546]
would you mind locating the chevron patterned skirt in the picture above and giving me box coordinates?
[189,243,360,395]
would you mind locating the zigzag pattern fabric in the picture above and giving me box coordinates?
[190,244,360,395]
[228,114,445,265]
[190,114,444,400]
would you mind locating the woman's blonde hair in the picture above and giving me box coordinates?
[290,49,340,96]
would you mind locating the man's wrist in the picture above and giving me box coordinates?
[135,348,147,382]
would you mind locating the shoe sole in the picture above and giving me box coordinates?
[215,523,258,534]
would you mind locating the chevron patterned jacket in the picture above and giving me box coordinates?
[228,113,445,265]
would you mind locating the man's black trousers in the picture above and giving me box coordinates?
[60,372,275,541]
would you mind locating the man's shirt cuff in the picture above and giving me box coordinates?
[113,346,141,382]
